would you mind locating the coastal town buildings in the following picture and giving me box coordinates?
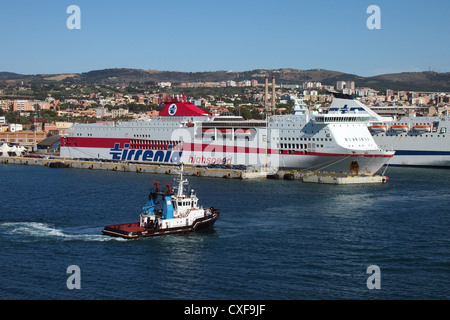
[0,77,449,151]
[0,131,47,148]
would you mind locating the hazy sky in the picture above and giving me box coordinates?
[1,0,449,76]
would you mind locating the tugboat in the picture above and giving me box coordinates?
[102,164,220,239]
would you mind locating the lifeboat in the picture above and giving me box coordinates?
[413,125,431,133]
[369,124,387,133]
[390,125,409,132]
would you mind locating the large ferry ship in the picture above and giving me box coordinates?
[328,94,450,167]
[60,96,394,175]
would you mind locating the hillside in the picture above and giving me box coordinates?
[358,71,450,92]
[0,72,26,80]
[1,68,450,92]
[77,68,361,86]
[77,68,450,92]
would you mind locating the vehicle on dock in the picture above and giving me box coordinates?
[102,164,220,239]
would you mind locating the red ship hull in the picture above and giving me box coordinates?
[102,209,220,239]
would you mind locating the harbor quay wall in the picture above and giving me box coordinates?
[0,156,388,184]
[0,156,264,179]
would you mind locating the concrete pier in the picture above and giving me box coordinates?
[0,156,388,184]
[269,169,388,184]
[0,156,265,179]
[301,172,388,184]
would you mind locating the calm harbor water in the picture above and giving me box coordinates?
[0,164,449,300]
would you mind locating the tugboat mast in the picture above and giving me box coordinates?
[176,163,189,198]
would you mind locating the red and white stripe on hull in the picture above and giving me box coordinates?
[60,137,393,175]
[60,96,395,175]
[60,137,392,157]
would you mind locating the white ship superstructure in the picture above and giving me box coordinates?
[328,94,450,167]
[60,96,393,175]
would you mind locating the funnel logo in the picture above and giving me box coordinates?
[168,104,177,116]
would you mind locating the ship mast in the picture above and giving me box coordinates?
[176,163,188,197]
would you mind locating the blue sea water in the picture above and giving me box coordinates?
[0,164,449,300]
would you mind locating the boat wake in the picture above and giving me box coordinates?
[0,222,125,242]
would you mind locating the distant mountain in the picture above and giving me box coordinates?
[1,68,450,92]
[78,68,361,86]
[0,72,26,79]
[358,71,450,92]
[79,68,450,92]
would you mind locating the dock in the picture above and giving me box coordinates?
[0,156,388,184]
[0,156,266,179]
[269,170,388,184]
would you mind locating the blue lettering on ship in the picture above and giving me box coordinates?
[109,143,182,163]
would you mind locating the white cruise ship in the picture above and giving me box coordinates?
[60,96,393,175]
[328,94,450,167]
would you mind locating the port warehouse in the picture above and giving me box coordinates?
[0,156,388,184]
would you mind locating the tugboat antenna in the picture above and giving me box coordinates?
[179,162,184,181]
[176,163,188,197]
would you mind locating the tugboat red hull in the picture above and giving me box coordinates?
[102,209,220,239]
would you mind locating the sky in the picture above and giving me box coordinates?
[0,0,449,77]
